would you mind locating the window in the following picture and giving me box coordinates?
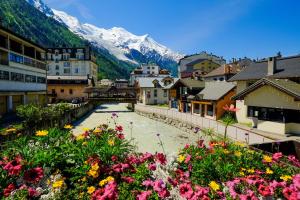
[154,99,158,105]
[64,62,70,67]
[74,68,79,73]
[154,89,157,97]
[56,65,59,70]
[147,71,150,74]
[206,105,214,116]
[69,89,73,94]
[219,77,224,81]
[152,67,155,69]
[64,68,70,74]
[61,89,64,93]
[9,53,23,64]
[0,70,9,80]
[11,72,24,82]
[37,77,46,83]
[247,106,295,123]
[55,59,59,63]
[193,103,200,114]
[146,91,151,98]
[25,75,37,83]
[147,67,150,69]
[163,90,167,97]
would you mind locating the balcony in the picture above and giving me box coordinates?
[0,50,8,65]
[9,52,46,70]
[0,35,8,49]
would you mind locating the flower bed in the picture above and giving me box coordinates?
[171,141,300,199]
[0,123,172,199]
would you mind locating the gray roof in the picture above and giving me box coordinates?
[196,82,236,101]
[47,76,88,80]
[229,55,300,81]
[232,78,300,100]
[137,77,178,88]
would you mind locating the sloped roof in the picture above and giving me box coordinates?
[204,64,239,78]
[196,82,236,101]
[232,78,300,100]
[169,79,205,90]
[229,55,300,81]
[137,77,177,88]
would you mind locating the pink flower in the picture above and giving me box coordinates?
[3,184,15,197]
[111,155,118,162]
[191,185,209,200]
[92,181,118,200]
[185,154,192,163]
[121,176,135,183]
[179,183,194,199]
[142,179,154,187]
[293,174,300,189]
[258,184,273,197]
[223,104,239,112]
[148,163,156,171]
[272,152,283,161]
[24,167,44,183]
[153,179,166,192]
[28,187,38,197]
[158,189,170,198]
[137,190,152,200]
[117,133,125,139]
[155,153,167,165]
[283,186,299,200]
[184,144,190,149]
[141,152,153,162]
[115,125,123,132]
[167,177,178,187]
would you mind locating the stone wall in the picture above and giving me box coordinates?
[135,110,197,134]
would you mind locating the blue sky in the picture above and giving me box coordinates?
[44,0,300,61]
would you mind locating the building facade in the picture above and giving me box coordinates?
[178,52,226,79]
[0,26,47,116]
[137,77,176,105]
[46,47,98,102]
[191,82,236,120]
[230,55,300,135]
[130,64,171,86]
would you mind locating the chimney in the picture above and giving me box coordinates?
[267,57,277,76]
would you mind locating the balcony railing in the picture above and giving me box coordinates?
[9,52,46,70]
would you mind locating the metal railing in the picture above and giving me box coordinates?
[135,104,274,144]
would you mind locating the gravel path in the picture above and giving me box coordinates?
[73,103,199,155]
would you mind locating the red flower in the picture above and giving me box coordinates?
[258,184,273,197]
[137,190,152,200]
[121,176,135,183]
[223,104,239,112]
[111,155,118,162]
[117,133,125,139]
[148,163,156,171]
[167,177,178,187]
[24,167,44,183]
[115,125,123,132]
[179,183,194,199]
[3,160,22,176]
[3,184,15,197]
[272,152,283,161]
[282,187,298,200]
[155,153,167,165]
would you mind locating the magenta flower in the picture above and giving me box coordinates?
[272,152,283,161]
[148,163,156,171]
[136,190,152,200]
[155,153,167,165]
[179,183,194,199]
[121,176,135,183]
[185,154,192,163]
[24,167,44,183]
[142,179,154,188]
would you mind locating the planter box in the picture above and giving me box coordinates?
[251,140,300,160]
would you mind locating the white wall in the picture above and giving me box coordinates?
[140,88,169,105]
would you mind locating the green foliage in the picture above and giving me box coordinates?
[16,103,72,131]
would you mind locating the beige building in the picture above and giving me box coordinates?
[0,26,47,116]
[231,55,300,135]
[137,77,177,105]
[46,47,98,102]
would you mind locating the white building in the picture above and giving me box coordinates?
[130,64,171,85]
[137,77,177,105]
[0,26,47,115]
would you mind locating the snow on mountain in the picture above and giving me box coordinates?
[26,0,184,68]
[25,0,54,17]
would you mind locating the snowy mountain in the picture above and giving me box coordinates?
[25,0,183,74]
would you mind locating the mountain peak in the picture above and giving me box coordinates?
[25,0,54,17]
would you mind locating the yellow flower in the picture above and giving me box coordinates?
[263,155,272,163]
[93,128,102,134]
[108,139,115,146]
[83,127,90,132]
[52,180,64,188]
[87,169,99,178]
[239,171,245,176]
[247,168,255,174]
[6,128,16,133]
[223,149,230,154]
[76,134,85,141]
[82,142,88,146]
[87,186,96,194]
[177,155,186,163]
[234,151,242,157]
[81,177,87,182]
[247,150,255,154]
[35,130,48,136]
[266,168,273,175]
[241,168,246,171]
[280,175,292,182]
[235,142,246,147]
[99,176,114,187]
[209,181,220,191]
[64,124,73,129]
[91,163,99,171]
